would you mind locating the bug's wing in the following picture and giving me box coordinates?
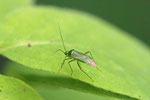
[74,55,96,67]
[85,57,96,67]
[71,50,96,67]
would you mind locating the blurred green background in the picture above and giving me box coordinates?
[0,0,150,100]
[36,0,150,46]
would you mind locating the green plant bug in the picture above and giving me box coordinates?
[56,24,101,82]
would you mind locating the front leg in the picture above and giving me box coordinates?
[68,59,75,75]
[58,56,72,71]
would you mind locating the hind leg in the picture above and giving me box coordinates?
[77,61,94,82]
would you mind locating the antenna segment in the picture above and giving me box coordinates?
[58,24,67,51]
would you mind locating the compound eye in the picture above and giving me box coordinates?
[65,51,68,55]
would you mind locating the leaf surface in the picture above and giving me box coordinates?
[0,75,43,100]
[0,6,150,99]
[3,61,115,100]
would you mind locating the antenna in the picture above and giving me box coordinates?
[58,23,67,51]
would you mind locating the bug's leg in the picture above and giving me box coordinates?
[68,59,75,76]
[84,51,93,59]
[77,61,94,82]
[53,49,65,55]
[58,56,72,71]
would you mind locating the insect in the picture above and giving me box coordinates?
[56,24,101,82]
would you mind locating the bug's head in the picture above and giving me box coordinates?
[65,51,69,55]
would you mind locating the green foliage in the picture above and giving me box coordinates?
[0,0,33,22]
[0,0,43,100]
[4,61,112,100]
[0,75,43,100]
[0,3,150,100]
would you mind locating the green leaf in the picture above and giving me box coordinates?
[0,74,43,100]
[4,61,112,100]
[0,6,150,99]
[0,0,33,22]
